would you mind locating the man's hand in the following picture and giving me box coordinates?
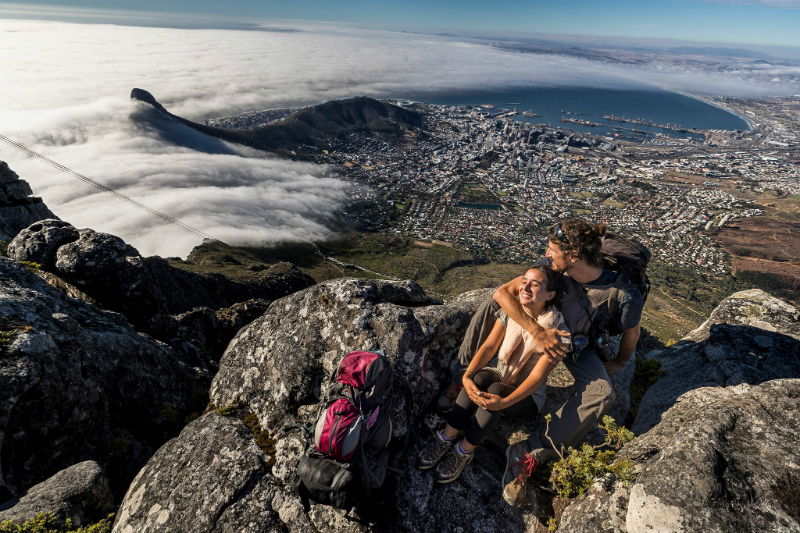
[603,359,625,374]
[533,327,569,363]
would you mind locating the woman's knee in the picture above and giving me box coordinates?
[486,382,513,398]
[472,369,500,390]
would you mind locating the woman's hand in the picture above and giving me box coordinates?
[476,391,507,411]
[462,373,481,403]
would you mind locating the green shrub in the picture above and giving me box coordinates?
[159,403,180,425]
[0,241,8,257]
[0,512,114,533]
[546,415,636,499]
[214,403,237,417]
[20,261,40,274]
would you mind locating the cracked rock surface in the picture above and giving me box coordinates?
[0,257,201,501]
[114,280,548,532]
[0,461,113,527]
[633,289,800,435]
[113,413,312,533]
[0,161,55,242]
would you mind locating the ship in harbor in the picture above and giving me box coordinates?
[560,117,602,127]
[603,114,690,133]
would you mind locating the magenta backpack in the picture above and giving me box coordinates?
[314,350,394,463]
[289,349,412,513]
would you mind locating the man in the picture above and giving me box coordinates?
[436,217,643,507]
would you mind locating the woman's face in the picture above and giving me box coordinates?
[518,269,555,307]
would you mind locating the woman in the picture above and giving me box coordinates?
[418,264,566,483]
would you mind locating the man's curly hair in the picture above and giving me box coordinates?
[548,217,607,267]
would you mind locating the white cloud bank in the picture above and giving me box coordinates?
[1,18,798,256]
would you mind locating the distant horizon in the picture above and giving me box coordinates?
[1,10,798,258]
[2,1,800,50]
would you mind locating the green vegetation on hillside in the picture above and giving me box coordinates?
[170,231,796,345]
[456,181,501,206]
[0,513,113,533]
[736,270,798,303]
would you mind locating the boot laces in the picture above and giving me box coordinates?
[511,453,536,486]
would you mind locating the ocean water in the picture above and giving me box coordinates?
[410,87,750,141]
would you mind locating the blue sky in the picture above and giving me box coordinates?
[5,0,800,47]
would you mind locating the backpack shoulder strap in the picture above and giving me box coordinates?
[393,373,421,450]
[606,271,629,323]
[564,275,593,316]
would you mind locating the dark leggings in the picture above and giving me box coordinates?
[446,369,540,446]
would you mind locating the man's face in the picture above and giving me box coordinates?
[545,240,569,273]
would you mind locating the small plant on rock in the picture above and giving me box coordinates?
[0,512,114,533]
[214,403,238,417]
[20,261,40,274]
[545,414,637,499]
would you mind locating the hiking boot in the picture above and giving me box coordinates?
[502,440,537,507]
[436,378,463,414]
[418,431,455,470]
[434,444,474,483]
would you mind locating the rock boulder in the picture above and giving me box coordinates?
[113,413,313,533]
[6,219,79,270]
[0,161,56,242]
[0,461,113,527]
[8,223,313,348]
[633,289,800,434]
[0,257,204,501]
[557,290,800,533]
[559,380,800,533]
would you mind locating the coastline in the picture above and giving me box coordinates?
[670,90,755,130]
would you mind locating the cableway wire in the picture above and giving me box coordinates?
[0,133,215,241]
[0,89,219,240]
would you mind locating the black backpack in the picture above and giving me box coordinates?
[600,232,651,305]
[286,350,416,515]
[559,231,651,344]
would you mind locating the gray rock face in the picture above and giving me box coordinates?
[0,161,56,242]
[113,413,313,533]
[8,223,312,346]
[633,289,800,435]
[0,461,113,527]
[115,280,549,532]
[557,290,800,533]
[209,279,463,433]
[6,220,79,270]
[562,380,800,533]
[0,257,203,501]
[54,229,139,279]
[175,299,273,362]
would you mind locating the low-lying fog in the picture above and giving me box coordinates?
[1,18,797,257]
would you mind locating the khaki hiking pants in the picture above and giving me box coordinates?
[456,296,615,466]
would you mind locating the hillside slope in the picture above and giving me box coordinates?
[130,89,421,155]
